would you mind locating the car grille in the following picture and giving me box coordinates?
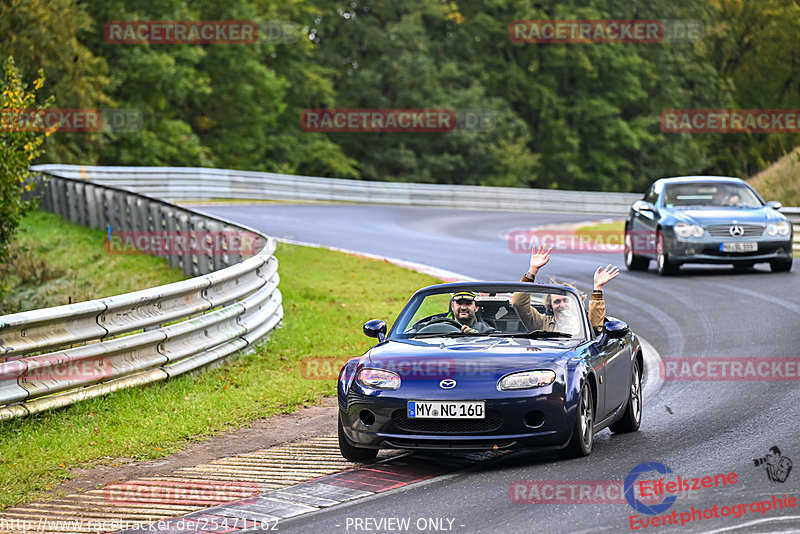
[706,224,763,237]
[391,409,503,433]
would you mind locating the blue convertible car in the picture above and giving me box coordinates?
[624,176,793,275]
[337,282,643,462]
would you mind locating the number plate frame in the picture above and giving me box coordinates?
[720,242,758,253]
[407,401,485,419]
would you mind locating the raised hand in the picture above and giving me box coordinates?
[528,244,552,276]
[593,264,620,291]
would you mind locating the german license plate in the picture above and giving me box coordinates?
[720,242,758,253]
[407,401,485,419]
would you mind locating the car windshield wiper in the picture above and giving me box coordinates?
[496,330,573,338]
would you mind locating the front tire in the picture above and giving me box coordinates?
[770,258,793,272]
[656,232,678,276]
[610,358,642,434]
[563,382,594,458]
[338,413,378,463]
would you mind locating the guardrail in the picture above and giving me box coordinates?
[783,207,800,254]
[30,164,800,252]
[30,164,643,216]
[0,173,283,420]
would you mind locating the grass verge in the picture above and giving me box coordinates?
[0,210,186,314]
[748,147,800,207]
[0,236,440,509]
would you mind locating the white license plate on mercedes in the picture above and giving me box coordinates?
[721,242,758,252]
[407,401,485,419]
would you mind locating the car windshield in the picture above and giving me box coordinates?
[662,183,762,208]
[391,287,588,340]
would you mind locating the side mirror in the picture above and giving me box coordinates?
[767,200,783,210]
[363,319,387,342]
[603,320,629,339]
[632,200,655,214]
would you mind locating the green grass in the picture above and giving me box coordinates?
[574,220,625,236]
[0,237,440,510]
[0,210,186,314]
[748,147,800,207]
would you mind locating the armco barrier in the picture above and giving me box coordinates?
[30,164,799,251]
[30,164,642,215]
[0,172,283,420]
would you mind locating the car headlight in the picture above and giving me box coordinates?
[768,221,791,236]
[357,368,401,390]
[674,222,704,238]
[498,370,556,390]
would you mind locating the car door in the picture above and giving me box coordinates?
[601,337,632,415]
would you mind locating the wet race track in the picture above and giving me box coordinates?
[191,203,800,534]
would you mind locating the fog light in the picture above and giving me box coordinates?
[524,411,545,428]
[359,410,375,426]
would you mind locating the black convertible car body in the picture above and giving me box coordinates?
[337,282,643,462]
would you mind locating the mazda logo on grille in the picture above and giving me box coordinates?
[439,379,456,389]
[729,225,744,237]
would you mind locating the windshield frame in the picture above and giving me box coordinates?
[386,282,592,341]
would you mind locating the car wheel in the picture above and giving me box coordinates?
[624,231,649,271]
[564,382,593,458]
[338,412,378,463]
[656,232,678,276]
[770,258,793,272]
[610,358,642,434]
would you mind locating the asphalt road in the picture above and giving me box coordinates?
[200,203,800,534]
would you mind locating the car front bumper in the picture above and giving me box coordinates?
[339,391,575,451]
[664,237,793,264]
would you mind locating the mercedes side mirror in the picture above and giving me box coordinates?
[767,200,783,210]
[632,200,655,214]
[363,319,387,341]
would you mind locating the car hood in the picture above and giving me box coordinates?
[667,206,783,225]
[367,337,576,375]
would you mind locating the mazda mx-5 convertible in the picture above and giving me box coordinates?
[624,176,793,275]
[337,282,643,462]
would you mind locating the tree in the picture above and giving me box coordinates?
[0,57,50,301]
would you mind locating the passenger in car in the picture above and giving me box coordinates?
[512,244,619,334]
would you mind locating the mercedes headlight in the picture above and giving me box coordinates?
[674,222,704,238]
[357,368,401,390]
[498,370,556,391]
[767,221,791,236]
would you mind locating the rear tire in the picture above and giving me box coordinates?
[338,413,378,463]
[563,382,594,458]
[770,258,793,272]
[610,358,642,434]
[624,231,649,271]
